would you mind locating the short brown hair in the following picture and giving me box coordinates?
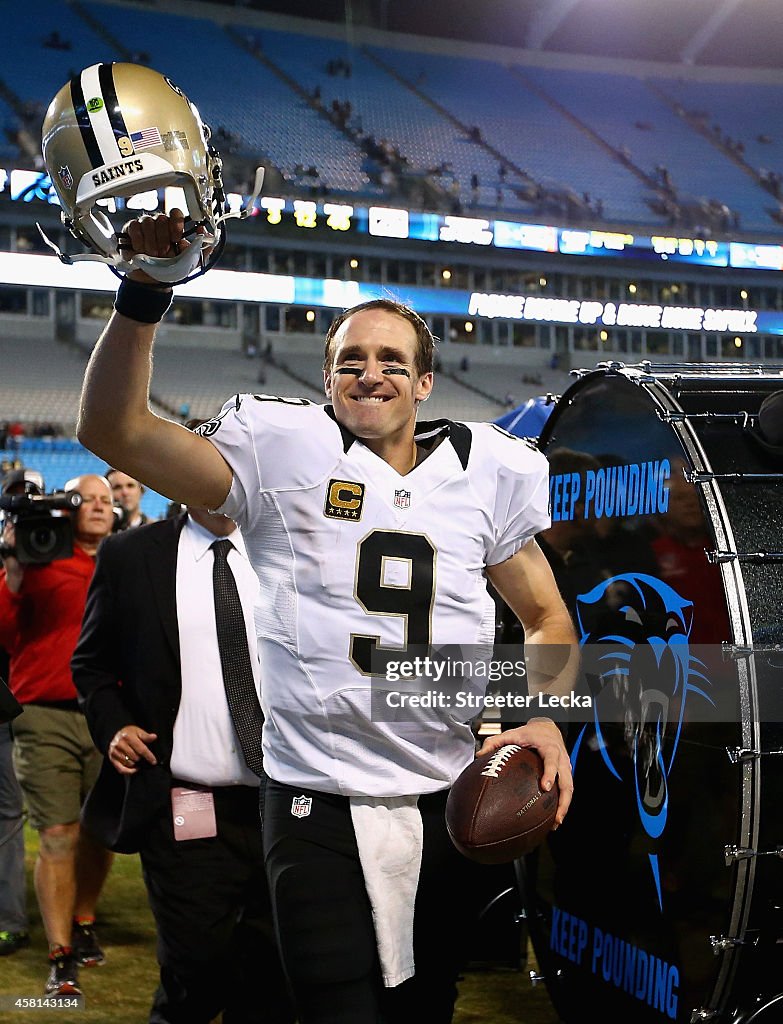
[104,467,144,492]
[323,299,436,377]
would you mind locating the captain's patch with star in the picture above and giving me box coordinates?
[323,479,365,521]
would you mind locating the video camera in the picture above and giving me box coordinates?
[0,490,82,564]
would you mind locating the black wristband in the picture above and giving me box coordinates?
[114,277,173,324]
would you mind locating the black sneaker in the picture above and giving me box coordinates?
[45,951,82,996]
[0,930,30,956]
[71,921,105,967]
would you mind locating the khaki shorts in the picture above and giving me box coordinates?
[12,705,102,831]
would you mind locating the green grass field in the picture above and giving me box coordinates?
[1,826,160,1023]
[0,825,559,1023]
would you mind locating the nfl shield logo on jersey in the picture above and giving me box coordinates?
[291,794,312,818]
[394,489,411,509]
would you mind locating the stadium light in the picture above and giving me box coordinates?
[0,251,294,303]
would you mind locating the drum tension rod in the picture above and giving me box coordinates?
[724,844,783,866]
[721,643,783,659]
[709,931,760,955]
[686,470,783,484]
[657,410,758,425]
[726,746,783,763]
[707,550,783,564]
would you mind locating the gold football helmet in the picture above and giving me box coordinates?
[41,62,262,284]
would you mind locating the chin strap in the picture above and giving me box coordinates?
[36,166,265,286]
[117,230,216,284]
[36,221,216,284]
[215,166,265,228]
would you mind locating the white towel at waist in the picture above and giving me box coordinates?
[349,795,423,988]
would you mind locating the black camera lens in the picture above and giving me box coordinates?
[29,525,58,556]
[6,500,75,565]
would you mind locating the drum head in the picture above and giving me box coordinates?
[524,365,783,1024]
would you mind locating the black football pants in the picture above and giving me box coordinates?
[263,780,488,1024]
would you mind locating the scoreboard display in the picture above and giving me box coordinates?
[7,165,783,274]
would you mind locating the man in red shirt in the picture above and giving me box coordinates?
[0,474,115,996]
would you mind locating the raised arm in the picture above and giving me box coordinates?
[77,210,233,510]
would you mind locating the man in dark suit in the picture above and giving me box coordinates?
[71,507,293,1024]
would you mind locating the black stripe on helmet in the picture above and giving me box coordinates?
[98,62,130,151]
[70,73,102,169]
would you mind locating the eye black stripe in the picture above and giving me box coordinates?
[70,73,102,168]
[98,63,129,148]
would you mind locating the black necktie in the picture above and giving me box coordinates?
[211,539,265,777]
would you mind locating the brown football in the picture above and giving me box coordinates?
[446,744,559,864]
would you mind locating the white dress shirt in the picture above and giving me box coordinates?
[171,515,262,787]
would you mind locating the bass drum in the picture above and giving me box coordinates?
[522,363,783,1024]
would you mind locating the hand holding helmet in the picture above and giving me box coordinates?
[118,207,198,286]
[117,206,215,286]
[120,208,187,262]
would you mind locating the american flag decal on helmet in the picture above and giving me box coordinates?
[130,126,162,151]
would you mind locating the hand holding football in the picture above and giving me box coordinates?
[446,744,559,864]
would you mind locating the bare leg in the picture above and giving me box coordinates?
[35,823,79,949]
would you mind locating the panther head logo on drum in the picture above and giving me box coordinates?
[571,572,715,910]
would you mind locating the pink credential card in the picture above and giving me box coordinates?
[171,786,217,840]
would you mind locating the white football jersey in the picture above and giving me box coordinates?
[205,397,550,797]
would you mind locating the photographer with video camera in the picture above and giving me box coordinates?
[0,473,116,997]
